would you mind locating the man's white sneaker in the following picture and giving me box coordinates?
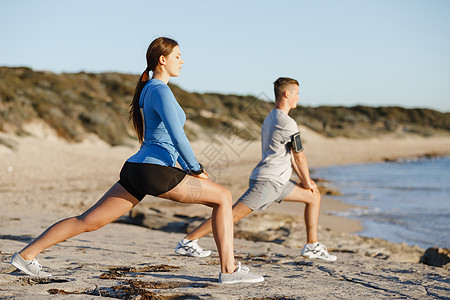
[174,239,212,258]
[301,242,337,262]
[219,262,264,284]
[10,252,52,278]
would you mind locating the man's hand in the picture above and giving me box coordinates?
[300,180,318,191]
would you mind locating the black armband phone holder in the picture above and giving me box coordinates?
[290,132,304,153]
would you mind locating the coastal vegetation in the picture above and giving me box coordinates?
[1,67,448,146]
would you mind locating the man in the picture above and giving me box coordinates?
[175,77,336,262]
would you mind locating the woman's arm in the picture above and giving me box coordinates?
[152,85,201,172]
[177,156,189,172]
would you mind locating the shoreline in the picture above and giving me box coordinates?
[1,132,449,239]
[1,133,450,298]
[189,131,450,240]
[311,156,450,251]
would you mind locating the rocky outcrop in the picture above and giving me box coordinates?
[1,67,449,147]
[420,247,450,268]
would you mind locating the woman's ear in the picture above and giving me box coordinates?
[158,55,166,66]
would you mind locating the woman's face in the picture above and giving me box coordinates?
[162,45,183,77]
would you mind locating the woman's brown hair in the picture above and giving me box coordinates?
[129,37,179,143]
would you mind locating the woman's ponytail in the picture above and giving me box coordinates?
[141,68,150,82]
[129,69,149,144]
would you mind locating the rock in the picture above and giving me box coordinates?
[318,186,342,196]
[234,230,281,242]
[114,207,196,233]
[234,213,296,243]
[0,262,17,274]
[420,247,450,267]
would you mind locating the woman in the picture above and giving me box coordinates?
[10,37,263,284]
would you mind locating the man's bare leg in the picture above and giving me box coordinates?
[284,183,336,261]
[283,184,321,243]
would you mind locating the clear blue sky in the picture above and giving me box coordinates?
[1,0,449,112]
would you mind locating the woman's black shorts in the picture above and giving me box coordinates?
[118,162,187,201]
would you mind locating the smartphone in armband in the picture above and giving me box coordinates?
[291,132,303,153]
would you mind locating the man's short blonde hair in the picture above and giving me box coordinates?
[274,77,299,101]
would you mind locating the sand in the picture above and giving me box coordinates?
[1,128,449,299]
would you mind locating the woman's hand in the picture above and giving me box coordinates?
[193,172,208,179]
[190,164,208,179]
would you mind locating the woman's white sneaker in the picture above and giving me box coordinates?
[219,262,264,284]
[10,252,52,278]
[174,239,212,257]
[301,242,337,262]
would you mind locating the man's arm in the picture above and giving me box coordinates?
[291,150,317,190]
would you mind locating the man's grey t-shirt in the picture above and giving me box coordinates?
[249,108,298,186]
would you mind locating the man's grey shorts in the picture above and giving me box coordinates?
[237,179,297,211]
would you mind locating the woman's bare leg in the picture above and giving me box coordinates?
[158,175,235,273]
[19,183,139,260]
[186,201,253,240]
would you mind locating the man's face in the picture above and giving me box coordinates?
[287,84,300,108]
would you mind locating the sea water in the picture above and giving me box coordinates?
[314,156,450,249]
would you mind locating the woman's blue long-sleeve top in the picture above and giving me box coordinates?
[127,79,201,172]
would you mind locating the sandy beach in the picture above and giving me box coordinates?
[1,127,449,299]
